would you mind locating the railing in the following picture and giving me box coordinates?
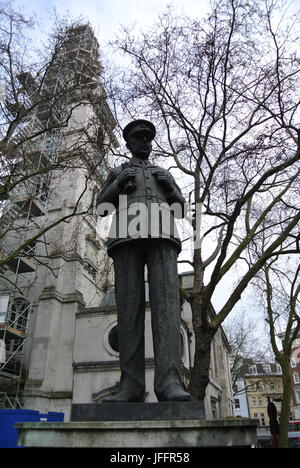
[0,392,23,409]
[0,348,24,375]
[0,299,32,336]
[0,237,36,259]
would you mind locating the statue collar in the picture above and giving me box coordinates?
[127,158,151,167]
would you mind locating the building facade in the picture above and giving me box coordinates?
[244,363,283,427]
[278,331,300,420]
[290,335,300,419]
[233,378,250,418]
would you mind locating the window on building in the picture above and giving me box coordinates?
[293,372,300,384]
[258,398,263,407]
[84,237,99,277]
[270,382,275,390]
[251,397,257,407]
[0,339,6,364]
[22,241,36,256]
[210,397,218,419]
[295,390,300,404]
[263,364,271,373]
[0,296,9,324]
[9,299,31,332]
[34,174,50,205]
[253,413,266,426]
[291,358,297,368]
[108,325,119,353]
[234,399,240,409]
[249,365,257,374]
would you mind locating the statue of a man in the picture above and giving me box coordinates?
[97,119,191,403]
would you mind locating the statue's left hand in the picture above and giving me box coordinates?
[154,171,173,192]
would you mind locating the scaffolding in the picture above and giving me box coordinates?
[0,23,105,408]
[0,121,62,407]
[0,128,53,407]
[0,69,63,408]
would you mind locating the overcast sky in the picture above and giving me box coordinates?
[12,0,210,46]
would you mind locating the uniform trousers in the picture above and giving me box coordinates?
[111,239,182,399]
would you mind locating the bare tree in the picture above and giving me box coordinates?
[107,0,300,400]
[253,256,300,448]
[0,3,116,292]
[223,310,272,391]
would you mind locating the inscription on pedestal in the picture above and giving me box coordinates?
[71,401,205,422]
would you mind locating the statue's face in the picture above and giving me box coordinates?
[126,130,152,160]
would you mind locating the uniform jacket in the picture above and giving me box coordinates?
[97,158,185,255]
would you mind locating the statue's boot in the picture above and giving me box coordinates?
[102,387,145,403]
[157,383,192,402]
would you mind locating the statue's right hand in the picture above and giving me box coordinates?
[117,168,136,188]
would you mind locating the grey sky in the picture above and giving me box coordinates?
[13,0,210,45]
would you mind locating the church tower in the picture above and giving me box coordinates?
[0,24,116,419]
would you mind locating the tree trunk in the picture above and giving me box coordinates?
[189,306,216,400]
[189,247,216,401]
[277,363,292,448]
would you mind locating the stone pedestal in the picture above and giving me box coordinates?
[16,400,258,448]
[16,418,258,448]
[70,401,205,422]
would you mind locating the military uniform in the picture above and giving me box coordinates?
[97,120,191,402]
[98,157,184,255]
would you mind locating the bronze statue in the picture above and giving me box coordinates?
[97,120,191,403]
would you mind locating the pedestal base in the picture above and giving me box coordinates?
[16,419,258,448]
[71,401,205,421]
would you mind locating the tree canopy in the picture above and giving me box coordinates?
[107,0,300,399]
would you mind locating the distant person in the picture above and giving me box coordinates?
[267,396,280,448]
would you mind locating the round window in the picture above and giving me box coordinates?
[108,325,119,353]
